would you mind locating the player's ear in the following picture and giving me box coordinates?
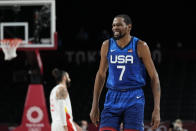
[128,24,132,31]
[62,74,67,81]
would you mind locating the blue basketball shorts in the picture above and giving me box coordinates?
[99,88,145,131]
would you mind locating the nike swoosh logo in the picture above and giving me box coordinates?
[111,49,116,52]
[136,96,142,99]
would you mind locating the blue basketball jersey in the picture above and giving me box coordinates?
[106,36,146,90]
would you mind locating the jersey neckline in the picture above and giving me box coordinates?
[113,36,133,50]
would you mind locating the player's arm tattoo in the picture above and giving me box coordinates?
[56,86,67,99]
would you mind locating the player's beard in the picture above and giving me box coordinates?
[113,31,126,40]
[66,80,71,88]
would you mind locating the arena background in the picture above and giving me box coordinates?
[0,0,195,130]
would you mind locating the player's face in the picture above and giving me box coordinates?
[65,72,71,87]
[112,17,130,40]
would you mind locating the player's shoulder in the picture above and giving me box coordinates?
[102,39,110,47]
[136,38,150,57]
[56,85,67,99]
[100,39,110,51]
[137,38,148,49]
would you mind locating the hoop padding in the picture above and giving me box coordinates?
[0,39,22,60]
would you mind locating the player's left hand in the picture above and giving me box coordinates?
[151,109,160,130]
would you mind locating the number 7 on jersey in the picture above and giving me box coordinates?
[117,65,125,81]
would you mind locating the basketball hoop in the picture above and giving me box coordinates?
[0,38,22,61]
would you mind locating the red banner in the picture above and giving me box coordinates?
[13,84,51,131]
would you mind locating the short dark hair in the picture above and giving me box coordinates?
[52,68,66,83]
[115,14,132,25]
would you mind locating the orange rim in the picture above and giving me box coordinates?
[0,38,22,47]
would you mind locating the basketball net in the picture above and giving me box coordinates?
[0,38,22,61]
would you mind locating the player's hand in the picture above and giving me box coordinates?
[63,125,68,131]
[90,106,100,127]
[151,109,160,130]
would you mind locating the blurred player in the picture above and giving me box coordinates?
[50,68,82,131]
[90,14,161,131]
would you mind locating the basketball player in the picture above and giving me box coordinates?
[90,14,161,131]
[50,68,82,131]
